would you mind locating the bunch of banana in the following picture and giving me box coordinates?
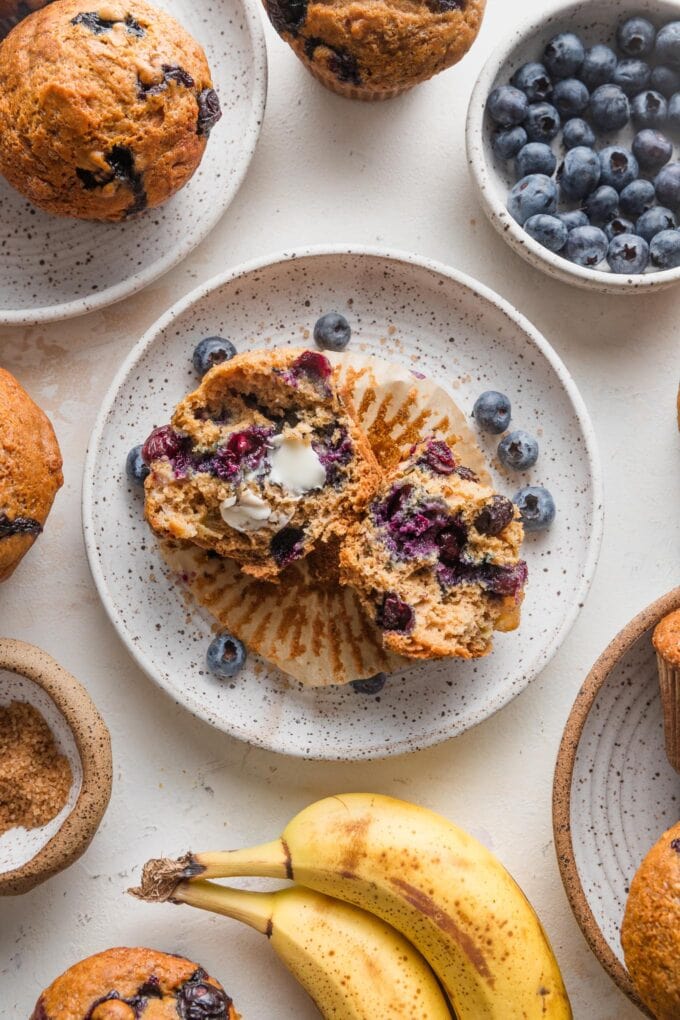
[132,792,572,1019]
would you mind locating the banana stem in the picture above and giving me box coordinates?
[173,880,276,936]
[186,840,290,881]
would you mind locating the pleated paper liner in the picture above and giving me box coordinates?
[301,55,412,102]
[159,351,490,687]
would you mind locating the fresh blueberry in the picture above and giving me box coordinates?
[614,58,651,96]
[619,178,656,217]
[631,89,668,127]
[472,390,511,433]
[487,85,529,127]
[583,185,619,225]
[515,142,556,177]
[492,125,528,160]
[507,174,557,224]
[580,44,618,89]
[552,78,589,118]
[562,117,596,149]
[557,209,589,230]
[636,205,677,241]
[351,673,387,695]
[543,32,585,80]
[565,225,608,266]
[605,216,635,240]
[206,632,247,678]
[632,128,673,171]
[524,213,568,252]
[514,485,555,532]
[313,311,351,351]
[599,146,639,192]
[192,336,237,376]
[524,102,561,142]
[589,84,630,131]
[607,233,650,273]
[655,162,680,208]
[651,65,680,97]
[617,17,656,57]
[126,445,149,485]
[498,430,539,471]
[650,228,680,268]
[558,146,601,199]
[669,92,680,129]
[511,61,553,102]
[655,22,680,68]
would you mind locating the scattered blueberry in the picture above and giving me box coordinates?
[206,632,247,678]
[507,174,557,224]
[126,445,149,486]
[632,128,673,171]
[543,32,585,80]
[487,85,529,127]
[651,65,680,97]
[351,673,387,695]
[619,178,656,218]
[655,22,680,68]
[580,44,618,89]
[492,125,528,159]
[655,162,680,208]
[313,311,351,351]
[516,142,557,177]
[192,336,237,376]
[605,216,635,240]
[524,213,568,252]
[617,17,656,57]
[565,225,608,266]
[613,58,652,96]
[558,146,600,199]
[599,146,639,191]
[669,92,680,129]
[511,61,553,102]
[607,233,650,273]
[557,209,589,230]
[636,205,677,241]
[631,89,668,128]
[514,485,556,532]
[650,228,680,268]
[524,101,561,142]
[583,185,619,225]
[589,84,630,131]
[498,430,539,471]
[562,117,595,149]
[472,390,511,433]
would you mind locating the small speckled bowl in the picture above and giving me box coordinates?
[0,639,112,895]
[466,0,680,294]
[553,587,680,1015]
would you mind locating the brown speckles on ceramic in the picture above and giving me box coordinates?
[0,0,266,324]
[466,0,680,294]
[0,639,112,895]
[82,247,603,760]
[553,587,680,1016]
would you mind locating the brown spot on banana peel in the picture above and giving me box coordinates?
[282,838,294,880]
[390,878,494,986]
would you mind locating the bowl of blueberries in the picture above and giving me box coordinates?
[466,0,680,292]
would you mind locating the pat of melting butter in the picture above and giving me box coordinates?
[220,489,290,533]
[268,434,326,494]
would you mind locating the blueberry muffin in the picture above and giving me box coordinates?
[143,348,382,581]
[264,0,486,100]
[621,821,680,1020]
[31,947,239,1019]
[339,437,527,658]
[0,0,221,221]
[0,367,63,582]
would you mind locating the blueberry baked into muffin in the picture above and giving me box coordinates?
[339,437,527,658]
[31,946,239,1019]
[0,367,62,582]
[263,0,486,100]
[0,0,221,221]
[143,348,381,581]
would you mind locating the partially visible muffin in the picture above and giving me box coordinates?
[31,946,239,1019]
[339,437,527,659]
[0,0,51,36]
[263,0,486,100]
[653,609,680,772]
[0,367,62,582]
[0,0,221,221]
[621,821,680,1020]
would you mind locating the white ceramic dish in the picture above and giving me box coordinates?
[466,0,680,294]
[0,0,266,324]
[83,246,603,761]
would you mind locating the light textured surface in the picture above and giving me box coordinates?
[0,0,678,1014]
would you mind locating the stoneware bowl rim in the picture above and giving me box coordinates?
[466,0,680,295]
[0,638,112,895]
[552,586,680,1014]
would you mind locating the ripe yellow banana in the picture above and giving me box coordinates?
[135,879,454,1019]
[142,793,571,1019]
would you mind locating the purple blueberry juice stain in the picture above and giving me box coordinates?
[419,438,457,475]
[270,526,305,568]
[283,351,333,392]
[312,425,353,484]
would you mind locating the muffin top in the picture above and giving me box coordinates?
[653,609,680,667]
[0,367,63,582]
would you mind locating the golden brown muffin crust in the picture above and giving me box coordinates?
[654,609,680,667]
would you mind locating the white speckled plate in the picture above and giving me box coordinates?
[553,587,680,1015]
[82,247,603,760]
[0,0,266,324]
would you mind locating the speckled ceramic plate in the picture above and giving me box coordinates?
[553,588,680,1015]
[83,246,603,760]
[0,0,266,324]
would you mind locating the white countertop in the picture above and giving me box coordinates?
[1,0,679,1015]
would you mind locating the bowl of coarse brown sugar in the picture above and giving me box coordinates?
[0,639,112,895]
